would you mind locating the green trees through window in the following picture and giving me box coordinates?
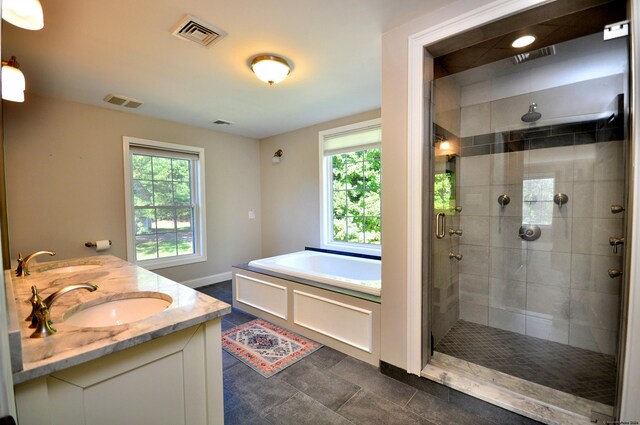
[330,148,381,244]
[131,153,195,260]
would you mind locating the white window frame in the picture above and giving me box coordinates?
[319,118,382,256]
[123,136,207,270]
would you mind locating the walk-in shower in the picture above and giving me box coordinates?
[424,2,630,421]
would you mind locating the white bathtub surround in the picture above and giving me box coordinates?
[232,267,381,366]
[248,250,381,296]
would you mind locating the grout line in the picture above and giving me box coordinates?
[335,387,363,413]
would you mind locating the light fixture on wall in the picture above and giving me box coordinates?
[2,0,44,30]
[2,56,26,102]
[435,135,455,157]
[511,35,535,48]
[251,55,291,85]
[272,149,283,164]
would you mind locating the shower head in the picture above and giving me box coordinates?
[521,103,541,123]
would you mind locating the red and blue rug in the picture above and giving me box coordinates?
[222,319,322,378]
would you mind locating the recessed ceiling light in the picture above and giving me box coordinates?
[511,35,536,48]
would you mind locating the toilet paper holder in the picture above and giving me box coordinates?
[84,240,112,248]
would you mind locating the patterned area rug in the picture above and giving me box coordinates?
[222,319,322,378]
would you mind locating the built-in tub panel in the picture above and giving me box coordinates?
[234,273,288,319]
[293,290,373,353]
[232,268,380,365]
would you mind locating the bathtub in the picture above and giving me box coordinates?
[248,250,381,296]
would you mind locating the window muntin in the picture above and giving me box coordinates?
[320,118,382,255]
[124,137,206,269]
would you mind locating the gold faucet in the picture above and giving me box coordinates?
[15,250,56,277]
[29,283,98,338]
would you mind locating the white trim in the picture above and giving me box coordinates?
[293,289,373,353]
[319,118,382,256]
[122,136,207,270]
[405,0,553,375]
[179,271,232,289]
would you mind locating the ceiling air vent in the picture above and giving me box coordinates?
[511,45,556,65]
[212,119,233,125]
[171,15,227,47]
[103,94,143,109]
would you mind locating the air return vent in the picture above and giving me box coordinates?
[511,45,556,65]
[103,94,143,109]
[171,15,227,47]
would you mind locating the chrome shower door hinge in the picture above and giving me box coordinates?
[604,20,629,40]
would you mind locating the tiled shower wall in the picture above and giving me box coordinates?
[457,122,624,355]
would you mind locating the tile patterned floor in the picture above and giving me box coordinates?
[198,282,499,425]
[434,320,617,405]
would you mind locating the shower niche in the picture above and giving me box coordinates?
[427,30,628,413]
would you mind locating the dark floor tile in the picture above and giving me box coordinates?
[380,361,450,401]
[338,389,434,425]
[450,389,541,425]
[224,392,273,425]
[278,357,360,411]
[222,349,239,370]
[305,346,348,369]
[197,280,233,304]
[265,391,354,425]
[224,308,257,326]
[224,362,297,413]
[329,356,416,406]
[407,389,495,425]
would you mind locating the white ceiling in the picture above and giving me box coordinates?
[2,0,449,139]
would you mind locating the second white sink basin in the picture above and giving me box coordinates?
[42,264,102,274]
[64,293,172,327]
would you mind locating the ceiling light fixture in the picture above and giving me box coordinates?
[511,35,536,48]
[2,0,44,30]
[250,55,290,85]
[2,56,26,102]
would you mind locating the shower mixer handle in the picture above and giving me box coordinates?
[448,251,463,261]
[448,228,463,236]
[609,237,624,254]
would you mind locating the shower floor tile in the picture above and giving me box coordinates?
[434,320,616,405]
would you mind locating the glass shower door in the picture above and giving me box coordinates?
[427,32,629,409]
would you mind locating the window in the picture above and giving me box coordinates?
[320,118,381,255]
[123,137,206,269]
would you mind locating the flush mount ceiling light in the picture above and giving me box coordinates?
[2,56,26,102]
[511,35,536,48]
[2,0,44,30]
[250,55,290,85]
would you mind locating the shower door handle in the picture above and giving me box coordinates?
[435,213,446,239]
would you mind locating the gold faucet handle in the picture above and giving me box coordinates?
[15,252,24,277]
[26,285,42,323]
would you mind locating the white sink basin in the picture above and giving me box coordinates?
[64,293,172,327]
[42,264,102,274]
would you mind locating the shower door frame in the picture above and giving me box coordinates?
[404,0,640,419]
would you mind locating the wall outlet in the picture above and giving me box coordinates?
[248,210,256,219]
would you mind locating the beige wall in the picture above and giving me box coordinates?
[259,109,380,258]
[3,93,262,285]
[380,0,495,369]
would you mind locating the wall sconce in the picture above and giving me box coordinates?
[2,0,44,30]
[435,135,456,157]
[272,149,283,164]
[2,56,26,102]
[251,55,291,85]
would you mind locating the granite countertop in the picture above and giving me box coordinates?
[8,255,230,384]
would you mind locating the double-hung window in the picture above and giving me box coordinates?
[319,118,381,256]
[123,137,207,269]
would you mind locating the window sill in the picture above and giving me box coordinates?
[134,254,207,270]
[320,241,381,257]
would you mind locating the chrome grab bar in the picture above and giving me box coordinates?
[435,213,446,239]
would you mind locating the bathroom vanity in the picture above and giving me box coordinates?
[5,255,230,425]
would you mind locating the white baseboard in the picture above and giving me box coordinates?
[180,271,232,288]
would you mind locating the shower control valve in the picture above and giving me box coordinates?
[609,237,625,254]
[448,228,463,236]
[448,251,463,261]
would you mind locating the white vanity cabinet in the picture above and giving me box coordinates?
[14,319,223,425]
